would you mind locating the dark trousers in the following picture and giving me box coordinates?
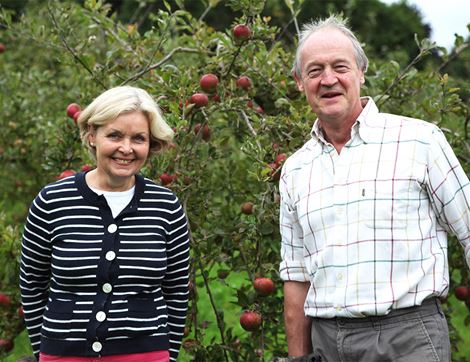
[310,298,450,362]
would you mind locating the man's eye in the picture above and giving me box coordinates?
[307,69,321,78]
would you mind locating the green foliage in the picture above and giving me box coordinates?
[0,0,470,361]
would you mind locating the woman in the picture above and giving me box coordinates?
[20,86,190,362]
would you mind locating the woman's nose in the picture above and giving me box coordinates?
[119,139,133,154]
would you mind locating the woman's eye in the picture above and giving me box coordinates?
[134,136,147,143]
[108,133,121,140]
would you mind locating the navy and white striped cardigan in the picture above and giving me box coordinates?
[20,172,190,361]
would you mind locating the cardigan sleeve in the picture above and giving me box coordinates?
[20,188,53,360]
[162,194,190,361]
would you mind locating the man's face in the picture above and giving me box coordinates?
[294,27,365,126]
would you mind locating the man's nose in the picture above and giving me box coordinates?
[320,68,338,86]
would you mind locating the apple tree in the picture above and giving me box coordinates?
[1,0,470,360]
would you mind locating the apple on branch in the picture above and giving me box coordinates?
[240,310,262,331]
[253,277,276,296]
[199,74,219,93]
[233,24,252,41]
[189,93,209,108]
[236,75,252,90]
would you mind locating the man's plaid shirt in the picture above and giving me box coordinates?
[280,97,470,318]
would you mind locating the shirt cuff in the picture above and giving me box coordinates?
[280,260,309,282]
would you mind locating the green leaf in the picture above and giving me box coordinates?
[259,222,274,235]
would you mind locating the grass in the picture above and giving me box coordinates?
[448,296,470,359]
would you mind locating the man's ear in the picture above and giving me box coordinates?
[293,71,304,92]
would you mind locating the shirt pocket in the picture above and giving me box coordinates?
[362,182,410,229]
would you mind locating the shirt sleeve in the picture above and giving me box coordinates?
[426,126,470,269]
[20,189,53,360]
[279,162,310,282]
[162,194,190,362]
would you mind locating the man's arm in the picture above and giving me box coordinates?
[284,281,312,357]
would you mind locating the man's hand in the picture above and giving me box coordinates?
[284,281,312,356]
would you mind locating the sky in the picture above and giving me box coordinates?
[380,0,470,50]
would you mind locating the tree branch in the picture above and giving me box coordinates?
[121,46,200,85]
[376,45,432,105]
[438,42,470,73]
[47,5,107,89]
[197,259,229,362]
[239,110,262,148]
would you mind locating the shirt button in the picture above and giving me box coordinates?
[335,305,343,312]
[337,273,343,281]
[92,341,102,352]
[96,311,106,322]
[107,224,117,233]
[102,283,113,293]
[105,251,116,261]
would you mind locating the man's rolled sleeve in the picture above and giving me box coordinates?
[427,126,470,270]
[279,164,309,282]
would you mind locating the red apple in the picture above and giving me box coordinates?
[18,305,25,318]
[200,74,219,92]
[240,310,262,331]
[233,24,252,40]
[57,169,76,180]
[194,123,211,141]
[454,285,470,301]
[81,164,94,172]
[253,277,276,296]
[275,153,287,165]
[236,75,252,90]
[0,43,5,53]
[241,202,254,215]
[66,103,81,118]
[0,339,13,353]
[189,93,209,108]
[255,106,264,114]
[211,93,221,102]
[160,173,174,186]
[0,293,12,306]
[72,111,81,124]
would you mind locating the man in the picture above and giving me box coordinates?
[279,14,470,362]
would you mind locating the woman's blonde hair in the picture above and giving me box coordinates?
[77,86,174,158]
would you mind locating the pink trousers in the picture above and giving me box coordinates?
[39,350,169,362]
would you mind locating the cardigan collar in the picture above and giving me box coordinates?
[75,171,145,213]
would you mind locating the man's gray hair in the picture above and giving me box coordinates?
[292,14,369,77]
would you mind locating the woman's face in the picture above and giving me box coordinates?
[88,111,150,190]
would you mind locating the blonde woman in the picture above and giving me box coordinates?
[20,86,190,362]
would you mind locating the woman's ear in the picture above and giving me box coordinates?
[88,130,96,147]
